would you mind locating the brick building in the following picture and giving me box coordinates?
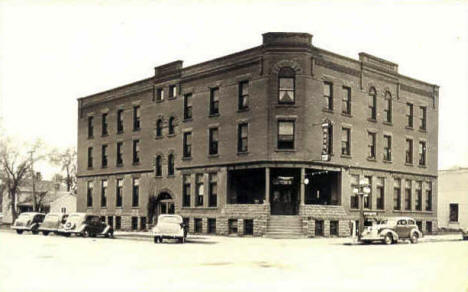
[77,32,439,237]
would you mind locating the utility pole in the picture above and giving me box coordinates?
[29,151,37,212]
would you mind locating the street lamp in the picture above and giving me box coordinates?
[353,178,371,241]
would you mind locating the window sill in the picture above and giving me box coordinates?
[101,134,109,138]
[448,221,459,224]
[209,113,220,118]
[155,99,164,103]
[116,163,123,168]
[155,136,163,140]
[383,159,392,164]
[405,126,414,131]
[367,157,376,162]
[341,112,352,118]
[276,104,297,108]
[87,167,93,170]
[367,118,377,123]
[341,154,352,159]
[101,166,108,169]
[117,131,124,135]
[383,121,393,126]
[237,108,249,113]
[322,108,334,113]
[182,157,192,161]
[88,136,94,140]
[115,207,123,209]
[168,96,177,100]
[167,133,176,138]
[237,151,249,155]
[167,175,175,179]
[405,162,414,167]
[418,164,427,169]
[208,154,219,158]
[275,149,296,152]
[132,162,140,166]
[131,206,140,209]
[155,175,163,179]
[133,128,141,132]
[183,118,193,123]
[419,128,427,133]
[101,207,107,209]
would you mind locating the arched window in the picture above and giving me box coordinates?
[168,117,175,135]
[384,91,392,123]
[155,155,162,177]
[167,154,174,176]
[368,87,377,120]
[156,119,163,137]
[278,67,295,104]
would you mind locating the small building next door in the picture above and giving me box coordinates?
[270,168,299,215]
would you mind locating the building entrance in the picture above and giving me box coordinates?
[270,168,299,215]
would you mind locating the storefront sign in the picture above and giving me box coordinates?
[273,176,294,185]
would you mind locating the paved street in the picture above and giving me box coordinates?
[0,230,467,292]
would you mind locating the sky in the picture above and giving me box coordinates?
[0,0,467,177]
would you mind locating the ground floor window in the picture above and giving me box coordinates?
[416,221,422,231]
[315,220,324,236]
[330,221,339,236]
[131,217,138,230]
[100,216,105,222]
[228,219,238,234]
[228,169,265,204]
[426,221,433,234]
[450,204,459,222]
[115,216,121,230]
[244,219,254,235]
[207,218,216,234]
[108,216,114,228]
[304,171,340,205]
[183,217,190,233]
[140,217,146,230]
[194,218,202,233]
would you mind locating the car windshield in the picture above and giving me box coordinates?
[44,215,59,222]
[159,216,181,224]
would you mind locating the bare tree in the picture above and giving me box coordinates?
[49,147,77,193]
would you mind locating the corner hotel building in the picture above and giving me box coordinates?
[77,32,439,237]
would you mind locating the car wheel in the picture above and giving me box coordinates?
[42,231,49,236]
[410,233,419,244]
[16,230,23,235]
[383,234,393,245]
[32,229,39,235]
[63,233,71,237]
[82,229,89,237]
[153,237,158,244]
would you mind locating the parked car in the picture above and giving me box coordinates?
[360,217,423,245]
[59,213,113,238]
[38,213,68,236]
[11,212,45,234]
[152,214,187,243]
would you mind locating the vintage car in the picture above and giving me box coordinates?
[151,214,187,243]
[360,217,423,245]
[11,212,45,234]
[59,213,113,238]
[38,213,68,236]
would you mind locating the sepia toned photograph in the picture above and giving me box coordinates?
[0,1,467,292]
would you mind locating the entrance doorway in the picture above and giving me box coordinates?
[270,168,300,215]
[148,191,175,224]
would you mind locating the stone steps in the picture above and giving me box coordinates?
[264,215,305,239]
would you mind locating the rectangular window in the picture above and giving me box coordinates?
[184,94,192,120]
[237,123,248,153]
[419,141,426,166]
[376,177,384,210]
[369,93,376,120]
[115,216,121,230]
[183,132,192,158]
[350,174,359,209]
[133,140,140,165]
[425,182,432,211]
[117,109,124,133]
[195,174,204,207]
[277,120,295,150]
[101,180,107,208]
[87,181,93,208]
[133,106,140,131]
[88,116,94,138]
[405,180,412,210]
[156,88,164,102]
[244,219,254,235]
[278,76,295,104]
[169,85,177,98]
[325,124,333,155]
[341,127,351,156]
[183,175,191,207]
[363,176,372,209]
[131,217,138,230]
[101,113,108,136]
[406,103,413,128]
[194,218,203,233]
[209,173,218,207]
[207,218,216,234]
[383,135,392,161]
[368,132,376,159]
[228,219,238,234]
[183,217,189,232]
[87,147,93,168]
[315,220,324,236]
[116,142,123,166]
[324,81,333,110]
[330,221,339,236]
[132,178,139,207]
[415,181,422,211]
[405,139,413,164]
[342,86,351,114]
[116,179,123,207]
[210,87,219,115]
[101,144,108,168]
[384,98,392,123]
[238,81,249,110]
[450,204,459,222]
[419,106,427,130]
[426,221,433,234]
[107,216,113,228]
[140,217,146,230]
[209,128,218,155]
[393,178,401,211]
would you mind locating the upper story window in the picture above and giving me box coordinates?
[102,113,108,136]
[342,86,351,115]
[101,144,108,168]
[156,119,163,138]
[323,82,333,111]
[116,142,123,166]
[368,132,376,159]
[368,88,377,120]
[87,147,93,168]
[418,141,426,166]
[169,85,177,98]
[341,127,351,156]
[132,178,139,207]
[384,91,392,123]
[167,154,175,176]
[116,179,123,207]
[425,182,432,211]
[184,94,192,120]
[133,106,141,131]
[393,178,401,211]
[133,139,140,165]
[209,127,219,155]
[88,116,94,138]
[278,67,295,104]
[450,204,459,222]
[238,123,248,153]
[209,87,220,116]
[87,181,93,208]
[277,120,295,150]
[383,135,392,161]
[168,117,175,135]
[324,124,333,155]
[117,109,124,133]
[406,103,414,128]
[363,176,372,209]
[155,155,162,177]
[101,180,108,208]
[419,106,427,131]
[156,88,164,102]
[238,81,249,110]
[183,132,192,158]
[405,139,413,164]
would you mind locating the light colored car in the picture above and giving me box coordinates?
[152,214,187,243]
[38,213,68,236]
[11,212,45,234]
[59,213,113,238]
[360,217,423,245]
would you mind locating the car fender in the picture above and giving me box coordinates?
[410,228,422,238]
[379,228,399,241]
[77,224,87,233]
[101,226,111,234]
